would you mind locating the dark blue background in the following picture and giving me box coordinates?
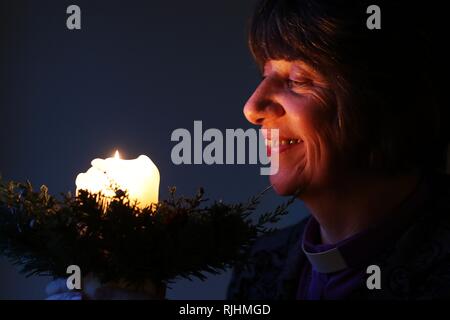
[0,0,307,299]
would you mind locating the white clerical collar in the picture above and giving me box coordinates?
[301,217,349,273]
[302,244,348,273]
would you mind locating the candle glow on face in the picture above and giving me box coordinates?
[75,151,160,210]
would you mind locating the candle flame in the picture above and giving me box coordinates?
[114,150,120,160]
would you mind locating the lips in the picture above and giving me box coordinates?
[265,137,303,157]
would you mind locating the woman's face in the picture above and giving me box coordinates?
[244,59,340,196]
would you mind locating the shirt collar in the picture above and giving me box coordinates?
[301,174,431,274]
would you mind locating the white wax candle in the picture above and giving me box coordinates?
[75,151,160,209]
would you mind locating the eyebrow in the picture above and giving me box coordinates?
[291,61,319,77]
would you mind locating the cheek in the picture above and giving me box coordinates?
[292,97,338,176]
[286,93,335,137]
[299,106,335,154]
[270,93,339,194]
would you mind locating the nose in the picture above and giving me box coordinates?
[243,79,285,125]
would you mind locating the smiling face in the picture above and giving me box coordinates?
[244,59,342,196]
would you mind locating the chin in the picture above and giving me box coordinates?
[270,174,305,196]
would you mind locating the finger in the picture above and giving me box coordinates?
[45,278,69,295]
[46,292,82,300]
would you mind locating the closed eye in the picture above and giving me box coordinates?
[287,79,312,90]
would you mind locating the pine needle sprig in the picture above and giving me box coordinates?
[0,179,295,286]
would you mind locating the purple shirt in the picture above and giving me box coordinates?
[296,218,368,299]
[296,176,430,300]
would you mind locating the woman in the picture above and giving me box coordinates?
[47,0,449,300]
[226,0,450,300]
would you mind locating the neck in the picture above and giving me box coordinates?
[300,171,421,245]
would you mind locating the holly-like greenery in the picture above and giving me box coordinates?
[0,178,294,288]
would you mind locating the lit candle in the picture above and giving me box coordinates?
[75,151,160,209]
